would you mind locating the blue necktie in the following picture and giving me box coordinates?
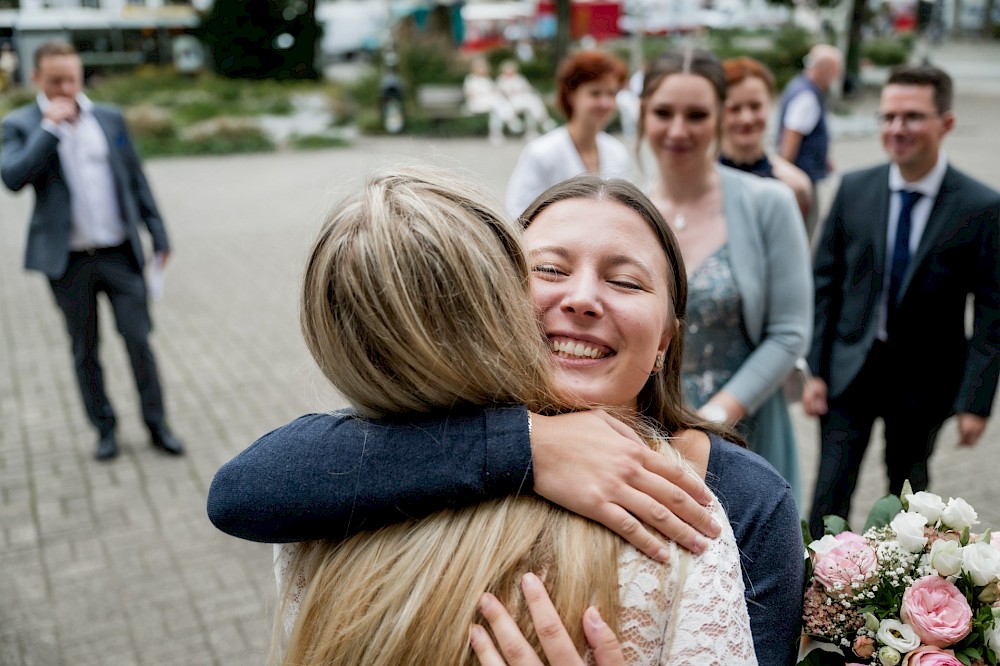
[887,190,922,316]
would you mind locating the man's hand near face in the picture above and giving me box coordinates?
[43,97,78,125]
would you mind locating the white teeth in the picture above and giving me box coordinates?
[550,339,607,359]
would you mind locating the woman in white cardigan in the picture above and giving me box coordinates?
[504,50,633,216]
[639,46,812,506]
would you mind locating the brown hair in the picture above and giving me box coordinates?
[638,46,727,146]
[722,56,776,96]
[556,50,627,119]
[887,63,953,114]
[520,174,740,444]
[33,40,78,70]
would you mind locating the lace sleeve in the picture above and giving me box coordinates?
[612,500,757,665]
[273,543,306,638]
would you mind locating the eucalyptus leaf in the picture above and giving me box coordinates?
[900,480,914,508]
[823,514,850,536]
[801,518,813,546]
[863,494,904,532]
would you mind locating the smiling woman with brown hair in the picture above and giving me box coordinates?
[264,168,754,665]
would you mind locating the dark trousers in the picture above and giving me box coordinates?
[808,341,945,539]
[48,243,165,437]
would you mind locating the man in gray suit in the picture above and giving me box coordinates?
[1,41,183,460]
[803,64,1000,538]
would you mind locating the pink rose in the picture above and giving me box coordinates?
[853,635,876,658]
[900,646,963,666]
[900,576,973,647]
[813,532,878,594]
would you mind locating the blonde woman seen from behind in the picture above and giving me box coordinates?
[272,169,755,665]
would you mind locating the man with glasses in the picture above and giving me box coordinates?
[802,64,1000,539]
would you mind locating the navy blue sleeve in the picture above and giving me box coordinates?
[207,406,534,543]
[708,437,805,666]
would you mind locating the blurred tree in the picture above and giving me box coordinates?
[198,0,321,80]
[554,0,571,75]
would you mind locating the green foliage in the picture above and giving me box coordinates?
[135,118,274,157]
[0,86,37,117]
[823,514,850,536]
[401,111,491,137]
[396,38,466,94]
[861,37,914,66]
[863,494,904,532]
[757,27,816,89]
[288,133,350,149]
[197,0,320,80]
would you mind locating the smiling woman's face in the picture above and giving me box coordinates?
[524,197,675,410]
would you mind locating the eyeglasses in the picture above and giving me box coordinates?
[876,112,938,128]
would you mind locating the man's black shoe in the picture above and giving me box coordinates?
[95,432,118,461]
[151,428,184,455]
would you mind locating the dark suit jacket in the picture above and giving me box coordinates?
[1,101,168,280]
[808,162,1000,419]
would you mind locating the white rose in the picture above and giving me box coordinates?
[929,538,963,576]
[962,540,1000,586]
[906,491,945,523]
[878,646,902,666]
[808,534,840,556]
[876,618,921,653]
[941,497,979,530]
[990,610,1000,653]
[890,511,929,553]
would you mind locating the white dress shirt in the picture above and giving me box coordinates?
[877,152,949,340]
[38,92,126,251]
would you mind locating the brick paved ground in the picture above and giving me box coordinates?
[2,43,999,665]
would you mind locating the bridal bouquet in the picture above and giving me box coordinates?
[799,483,1000,666]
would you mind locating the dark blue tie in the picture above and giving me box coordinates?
[888,190,922,315]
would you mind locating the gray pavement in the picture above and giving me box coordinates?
[3,41,1000,665]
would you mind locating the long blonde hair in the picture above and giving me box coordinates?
[279,167,686,665]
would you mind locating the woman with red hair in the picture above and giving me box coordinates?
[720,57,812,219]
[504,50,632,216]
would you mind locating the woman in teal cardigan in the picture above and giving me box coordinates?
[639,46,812,506]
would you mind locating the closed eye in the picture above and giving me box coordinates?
[610,279,643,290]
[531,265,564,277]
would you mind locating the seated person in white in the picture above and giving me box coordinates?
[496,59,555,138]
[463,55,521,142]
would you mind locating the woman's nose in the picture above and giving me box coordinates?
[560,277,603,317]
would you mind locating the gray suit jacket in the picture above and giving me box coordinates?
[808,162,1000,417]
[1,102,168,280]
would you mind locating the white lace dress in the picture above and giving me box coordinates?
[274,498,756,664]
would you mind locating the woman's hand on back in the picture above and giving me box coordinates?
[470,573,624,666]
[529,410,721,559]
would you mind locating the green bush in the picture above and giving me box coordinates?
[288,133,351,150]
[182,117,274,154]
[861,37,913,66]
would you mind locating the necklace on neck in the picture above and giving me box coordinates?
[674,213,687,230]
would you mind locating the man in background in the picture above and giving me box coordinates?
[777,44,843,238]
[1,41,184,461]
